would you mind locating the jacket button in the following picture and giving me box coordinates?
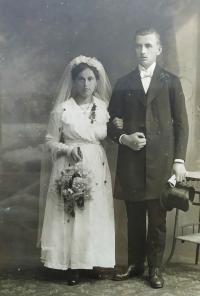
[140,124,145,128]
[157,131,161,135]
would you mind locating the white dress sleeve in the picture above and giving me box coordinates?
[45,105,76,161]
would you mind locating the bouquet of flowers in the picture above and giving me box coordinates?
[55,162,93,217]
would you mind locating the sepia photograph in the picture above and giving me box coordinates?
[0,0,200,295]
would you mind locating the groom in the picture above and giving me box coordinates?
[107,28,189,288]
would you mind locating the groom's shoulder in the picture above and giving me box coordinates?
[157,65,180,81]
[115,69,137,85]
[156,66,184,94]
[158,67,183,93]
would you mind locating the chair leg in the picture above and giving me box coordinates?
[196,194,200,265]
[195,244,199,265]
[162,209,179,270]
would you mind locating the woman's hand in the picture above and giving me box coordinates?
[71,147,83,163]
[113,117,123,129]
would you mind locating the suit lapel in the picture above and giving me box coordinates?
[146,64,164,106]
[127,67,146,107]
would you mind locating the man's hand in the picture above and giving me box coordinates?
[122,132,146,151]
[113,117,123,129]
[173,163,187,182]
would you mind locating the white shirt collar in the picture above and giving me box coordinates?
[138,62,156,75]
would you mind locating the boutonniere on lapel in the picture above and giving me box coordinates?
[159,72,169,84]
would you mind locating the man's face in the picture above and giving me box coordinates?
[134,33,162,69]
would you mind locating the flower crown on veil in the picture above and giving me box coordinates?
[70,55,103,72]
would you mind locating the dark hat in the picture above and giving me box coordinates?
[160,184,195,212]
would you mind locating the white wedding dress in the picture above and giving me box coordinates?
[41,96,115,270]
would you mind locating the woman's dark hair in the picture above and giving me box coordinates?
[71,63,99,81]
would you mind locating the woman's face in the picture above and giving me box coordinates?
[74,68,97,99]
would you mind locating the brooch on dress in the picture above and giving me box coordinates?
[89,103,97,124]
[159,72,169,84]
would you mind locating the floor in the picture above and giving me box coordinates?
[0,262,200,296]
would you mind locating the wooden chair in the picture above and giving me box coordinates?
[162,171,200,269]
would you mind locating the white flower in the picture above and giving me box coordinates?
[67,188,73,194]
[70,55,103,72]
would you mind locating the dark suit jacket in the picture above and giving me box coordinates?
[107,64,189,201]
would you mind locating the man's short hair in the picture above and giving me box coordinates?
[134,28,161,45]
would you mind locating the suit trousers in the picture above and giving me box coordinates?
[125,199,167,268]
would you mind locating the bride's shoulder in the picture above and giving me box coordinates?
[51,98,74,115]
[62,98,74,108]
[93,96,108,109]
[58,98,74,110]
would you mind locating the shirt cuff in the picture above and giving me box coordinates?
[119,134,125,144]
[174,159,184,163]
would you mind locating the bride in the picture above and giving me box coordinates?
[37,56,115,285]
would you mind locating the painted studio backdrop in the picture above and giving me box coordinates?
[0,0,200,268]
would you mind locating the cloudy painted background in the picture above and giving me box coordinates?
[0,0,200,268]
